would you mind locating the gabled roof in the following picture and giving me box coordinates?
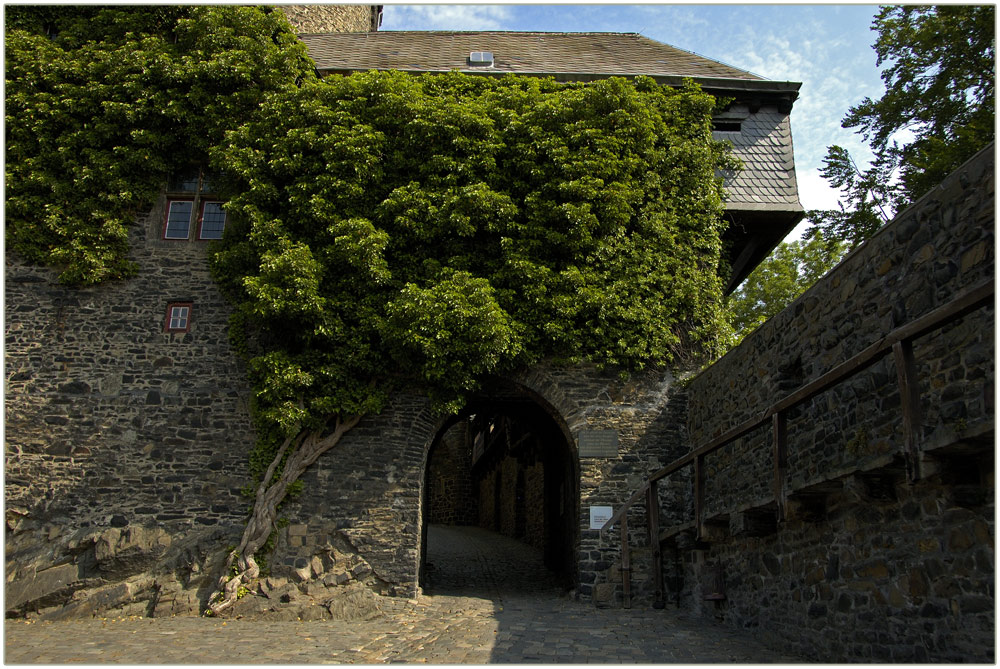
[301,31,787,88]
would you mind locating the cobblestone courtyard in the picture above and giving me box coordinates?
[6,526,806,663]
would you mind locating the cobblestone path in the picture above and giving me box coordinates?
[5,526,806,663]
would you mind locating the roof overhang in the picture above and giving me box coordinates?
[317,66,800,105]
[722,206,805,295]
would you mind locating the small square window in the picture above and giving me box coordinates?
[164,200,193,239]
[165,302,192,332]
[198,201,227,240]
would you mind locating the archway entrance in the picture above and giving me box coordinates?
[420,380,578,596]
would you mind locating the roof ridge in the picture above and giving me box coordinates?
[373,30,646,35]
[296,30,646,37]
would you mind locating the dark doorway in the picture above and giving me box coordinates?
[420,382,578,594]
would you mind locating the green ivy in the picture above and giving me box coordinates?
[211,70,737,479]
[5,5,314,285]
[9,7,738,517]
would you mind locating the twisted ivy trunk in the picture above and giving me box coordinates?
[207,413,363,616]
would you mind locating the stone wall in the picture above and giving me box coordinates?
[5,194,257,617]
[265,364,689,601]
[6,223,691,613]
[689,145,994,493]
[673,145,995,662]
[426,423,476,526]
[280,5,378,34]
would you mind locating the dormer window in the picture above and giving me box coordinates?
[712,121,742,133]
[469,51,494,66]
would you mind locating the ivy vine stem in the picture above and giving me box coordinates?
[208,413,362,616]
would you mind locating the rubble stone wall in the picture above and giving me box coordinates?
[5,194,256,617]
[676,145,995,662]
[280,5,377,34]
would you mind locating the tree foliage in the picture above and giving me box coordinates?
[846,5,995,202]
[806,5,995,252]
[211,70,736,453]
[5,5,314,284]
[726,229,847,342]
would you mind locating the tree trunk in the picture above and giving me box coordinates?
[206,413,363,616]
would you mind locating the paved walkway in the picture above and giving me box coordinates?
[5,526,806,664]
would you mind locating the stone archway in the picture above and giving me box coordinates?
[419,378,580,594]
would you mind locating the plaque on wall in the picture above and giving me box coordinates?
[578,429,618,458]
[590,505,613,530]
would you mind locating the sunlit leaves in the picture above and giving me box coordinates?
[384,271,521,413]
[213,69,734,439]
[5,6,314,284]
[726,229,848,343]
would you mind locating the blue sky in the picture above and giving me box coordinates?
[381,4,888,219]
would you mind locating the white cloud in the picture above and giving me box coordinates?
[796,168,843,212]
[381,5,514,31]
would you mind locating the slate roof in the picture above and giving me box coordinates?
[300,30,767,83]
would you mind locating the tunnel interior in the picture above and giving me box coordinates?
[420,384,579,593]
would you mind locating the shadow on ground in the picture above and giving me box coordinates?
[423,524,803,663]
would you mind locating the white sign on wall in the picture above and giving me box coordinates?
[589,505,613,530]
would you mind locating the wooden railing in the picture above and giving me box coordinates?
[601,276,994,608]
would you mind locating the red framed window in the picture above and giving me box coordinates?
[165,302,193,332]
[163,200,194,240]
[198,201,227,240]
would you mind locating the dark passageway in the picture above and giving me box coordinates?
[422,524,567,599]
[421,381,579,597]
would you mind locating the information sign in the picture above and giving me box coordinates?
[590,505,613,530]
[578,429,619,457]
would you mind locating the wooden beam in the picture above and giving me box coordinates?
[694,454,706,541]
[598,276,992,555]
[600,482,648,533]
[772,412,788,522]
[646,277,994,486]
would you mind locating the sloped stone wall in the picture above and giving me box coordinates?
[676,145,995,662]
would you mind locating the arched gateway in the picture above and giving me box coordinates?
[420,379,580,593]
[268,363,683,605]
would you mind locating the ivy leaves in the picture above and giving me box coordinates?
[5,6,313,284]
[212,70,734,448]
[10,7,736,460]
